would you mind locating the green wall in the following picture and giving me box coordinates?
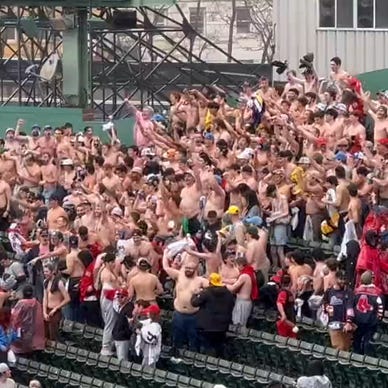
[357,69,388,96]
[0,106,134,145]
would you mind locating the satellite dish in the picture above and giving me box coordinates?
[40,52,62,82]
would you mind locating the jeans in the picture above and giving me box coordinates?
[42,187,56,205]
[198,330,226,357]
[114,340,130,361]
[353,323,376,355]
[100,296,117,353]
[63,300,83,323]
[172,311,198,352]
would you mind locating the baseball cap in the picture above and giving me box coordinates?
[142,304,161,315]
[31,128,40,137]
[316,137,327,147]
[227,205,240,216]
[335,151,347,163]
[60,158,73,166]
[209,273,223,287]
[131,167,143,175]
[204,132,215,142]
[137,257,151,267]
[5,128,14,135]
[0,363,10,374]
[0,274,16,291]
[111,207,123,217]
[377,90,388,98]
[141,148,156,157]
[297,156,311,165]
[246,225,259,238]
[237,147,254,160]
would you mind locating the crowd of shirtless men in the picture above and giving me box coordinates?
[0,54,387,360]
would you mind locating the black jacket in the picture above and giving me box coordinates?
[191,286,234,332]
[112,302,134,341]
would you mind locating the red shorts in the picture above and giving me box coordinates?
[276,320,297,338]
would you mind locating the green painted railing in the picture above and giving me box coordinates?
[0,106,134,145]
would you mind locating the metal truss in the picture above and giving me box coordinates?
[0,5,271,118]
[90,5,259,118]
[0,6,65,107]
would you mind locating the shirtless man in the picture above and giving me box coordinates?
[245,227,271,282]
[40,152,58,204]
[184,237,222,275]
[77,226,98,250]
[227,255,256,328]
[332,165,350,230]
[64,236,84,322]
[47,194,68,231]
[282,70,304,97]
[257,76,276,101]
[4,128,19,153]
[324,108,343,148]
[369,106,388,143]
[43,263,70,340]
[220,248,239,286]
[162,249,208,352]
[128,257,163,304]
[323,258,338,291]
[289,68,319,94]
[0,172,11,230]
[97,252,123,355]
[347,183,362,236]
[134,106,155,148]
[38,126,56,158]
[126,229,158,272]
[54,128,72,160]
[202,176,225,219]
[179,169,202,235]
[329,56,348,85]
[102,163,121,193]
[18,153,41,194]
[287,250,313,294]
[343,112,366,144]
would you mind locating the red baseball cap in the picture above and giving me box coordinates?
[142,304,161,315]
[316,137,327,147]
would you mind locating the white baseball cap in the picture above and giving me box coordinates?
[0,363,10,374]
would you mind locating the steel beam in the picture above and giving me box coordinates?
[0,1,175,7]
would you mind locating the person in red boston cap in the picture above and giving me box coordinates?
[135,303,162,367]
[112,289,134,361]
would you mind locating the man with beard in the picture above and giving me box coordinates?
[162,249,208,353]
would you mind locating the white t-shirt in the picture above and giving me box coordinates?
[0,378,16,388]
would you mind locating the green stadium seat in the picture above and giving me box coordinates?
[36,364,49,379]
[58,369,71,385]
[76,347,89,364]
[47,366,61,384]
[129,362,143,378]
[86,350,99,367]
[16,358,29,372]
[90,377,105,388]
[80,374,93,386]
[165,372,179,387]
